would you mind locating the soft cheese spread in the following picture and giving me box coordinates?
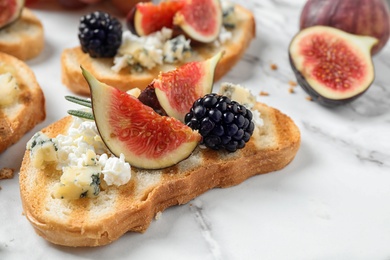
[27,116,131,200]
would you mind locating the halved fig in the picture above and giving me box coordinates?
[127,0,185,36]
[82,68,201,170]
[154,51,223,122]
[289,26,378,106]
[0,0,24,29]
[173,0,222,43]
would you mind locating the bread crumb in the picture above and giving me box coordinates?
[0,168,14,180]
[270,64,278,70]
[288,80,297,87]
[259,91,269,96]
[155,211,162,220]
[306,96,313,101]
[288,87,295,94]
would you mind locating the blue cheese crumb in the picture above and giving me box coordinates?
[218,82,263,127]
[163,35,192,63]
[27,117,132,200]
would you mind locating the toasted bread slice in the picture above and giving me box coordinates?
[61,4,255,95]
[19,102,300,247]
[0,52,45,153]
[0,8,44,61]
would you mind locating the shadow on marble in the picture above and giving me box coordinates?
[26,39,55,66]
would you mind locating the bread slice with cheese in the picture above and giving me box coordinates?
[19,102,300,247]
[0,52,45,153]
[61,4,255,95]
[0,8,44,61]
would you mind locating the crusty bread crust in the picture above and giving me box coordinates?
[61,4,255,95]
[0,8,44,61]
[19,103,300,247]
[0,52,46,153]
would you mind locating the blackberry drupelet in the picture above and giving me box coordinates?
[78,11,122,58]
[185,93,255,152]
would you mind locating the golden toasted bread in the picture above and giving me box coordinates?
[19,102,300,247]
[0,8,44,61]
[0,52,45,154]
[61,4,255,95]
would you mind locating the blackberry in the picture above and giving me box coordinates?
[78,11,122,58]
[185,94,255,152]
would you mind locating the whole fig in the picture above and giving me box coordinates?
[300,0,390,55]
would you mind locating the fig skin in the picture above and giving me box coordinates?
[138,83,168,116]
[125,6,137,35]
[300,0,390,55]
[288,26,377,107]
[111,0,149,15]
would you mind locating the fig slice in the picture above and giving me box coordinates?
[127,0,185,36]
[173,0,222,43]
[289,25,378,106]
[82,68,201,170]
[0,0,24,29]
[154,51,223,122]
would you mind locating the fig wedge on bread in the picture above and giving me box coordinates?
[0,7,44,61]
[61,2,255,95]
[19,68,300,247]
[0,52,45,153]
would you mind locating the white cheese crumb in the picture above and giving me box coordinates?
[101,153,131,186]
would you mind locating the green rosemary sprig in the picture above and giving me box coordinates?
[65,96,94,120]
[65,95,92,108]
[67,109,94,120]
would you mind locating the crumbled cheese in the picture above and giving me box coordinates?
[213,26,233,47]
[112,28,193,72]
[219,82,257,109]
[27,116,132,200]
[163,35,192,63]
[53,166,101,199]
[126,88,142,98]
[101,153,131,186]
[218,82,264,127]
[221,0,236,28]
[26,132,58,169]
[0,72,19,107]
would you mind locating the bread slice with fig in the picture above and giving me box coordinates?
[0,7,44,61]
[0,52,45,153]
[61,2,255,95]
[19,69,300,247]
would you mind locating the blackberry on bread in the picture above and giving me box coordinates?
[61,3,255,95]
[19,100,300,247]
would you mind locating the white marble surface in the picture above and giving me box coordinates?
[1,0,390,259]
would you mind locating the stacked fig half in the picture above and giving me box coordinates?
[289,0,390,106]
[70,51,254,170]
